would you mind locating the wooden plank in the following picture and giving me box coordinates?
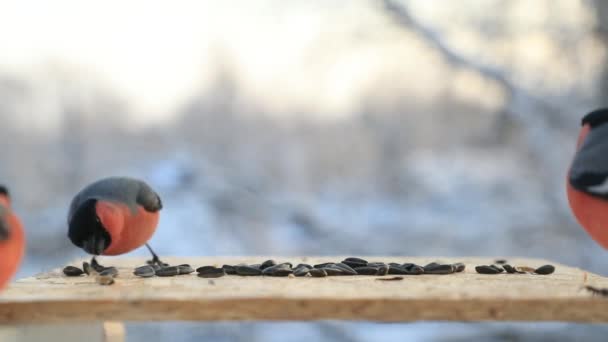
[0,257,606,324]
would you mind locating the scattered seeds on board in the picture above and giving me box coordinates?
[155,266,180,277]
[63,266,84,277]
[309,268,327,277]
[236,265,262,276]
[197,266,226,278]
[96,275,115,285]
[134,265,156,278]
[534,265,555,275]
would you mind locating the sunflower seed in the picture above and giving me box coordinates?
[197,266,226,278]
[293,266,310,277]
[494,259,507,265]
[334,263,357,275]
[354,266,379,275]
[424,264,454,275]
[262,263,293,277]
[502,264,516,274]
[222,265,236,274]
[91,258,105,272]
[321,266,345,276]
[99,267,118,277]
[490,265,504,272]
[344,257,368,264]
[475,265,501,274]
[367,262,387,268]
[236,265,262,276]
[82,262,93,275]
[178,264,194,275]
[63,266,84,277]
[405,265,425,275]
[309,268,327,277]
[534,265,555,275]
[314,262,334,269]
[295,263,312,270]
[260,260,277,270]
[377,265,389,276]
[134,265,156,277]
[155,266,180,277]
[453,263,466,273]
[342,257,368,268]
[388,265,410,275]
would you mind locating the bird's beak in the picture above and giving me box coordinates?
[82,235,107,255]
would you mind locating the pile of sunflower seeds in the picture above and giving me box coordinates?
[62,259,121,285]
[132,264,194,277]
[195,258,466,278]
[475,259,555,275]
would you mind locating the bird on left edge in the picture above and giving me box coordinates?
[0,185,25,290]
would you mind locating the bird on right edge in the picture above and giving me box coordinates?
[0,185,25,291]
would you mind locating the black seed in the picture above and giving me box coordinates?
[236,265,262,276]
[388,265,409,275]
[490,265,504,273]
[295,264,312,270]
[260,259,277,270]
[134,265,155,278]
[367,262,387,268]
[63,266,84,277]
[377,265,389,276]
[453,263,466,273]
[475,265,501,274]
[262,263,293,277]
[91,258,105,272]
[502,264,516,274]
[222,265,236,274]
[82,262,92,275]
[401,263,414,268]
[321,266,344,276]
[150,264,162,271]
[424,262,440,270]
[534,265,555,275]
[309,268,327,277]
[424,264,454,275]
[344,257,368,264]
[155,266,180,277]
[314,262,334,269]
[354,266,380,275]
[249,264,262,269]
[293,266,310,277]
[197,266,226,278]
[334,263,357,275]
[178,264,194,275]
[494,259,507,265]
[99,267,118,277]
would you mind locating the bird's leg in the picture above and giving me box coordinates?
[145,243,168,267]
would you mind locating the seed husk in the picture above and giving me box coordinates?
[309,268,327,277]
[502,264,516,274]
[354,266,380,275]
[134,265,156,278]
[534,265,555,275]
[515,266,536,274]
[293,266,310,277]
[99,267,118,278]
[222,265,236,274]
[177,264,194,275]
[262,263,293,277]
[96,275,115,285]
[476,265,501,274]
[236,264,262,276]
[260,259,277,270]
[63,266,84,277]
[197,266,226,278]
[155,266,180,277]
[452,263,466,273]
[424,264,454,275]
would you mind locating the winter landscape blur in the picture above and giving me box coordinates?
[2,0,608,340]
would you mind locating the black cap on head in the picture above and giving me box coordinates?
[582,108,608,127]
[0,185,8,198]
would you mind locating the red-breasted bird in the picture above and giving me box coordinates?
[67,177,165,266]
[0,185,25,290]
[567,108,608,249]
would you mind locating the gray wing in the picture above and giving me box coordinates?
[69,177,162,217]
[569,124,608,198]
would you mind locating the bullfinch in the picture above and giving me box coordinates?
[67,177,165,267]
[568,108,608,249]
[0,185,25,290]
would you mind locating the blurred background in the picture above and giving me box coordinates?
[2,0,608,340]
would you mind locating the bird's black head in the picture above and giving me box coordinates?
[68,199,111,255]
[582,108,608,128]
[0,185,9,198]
